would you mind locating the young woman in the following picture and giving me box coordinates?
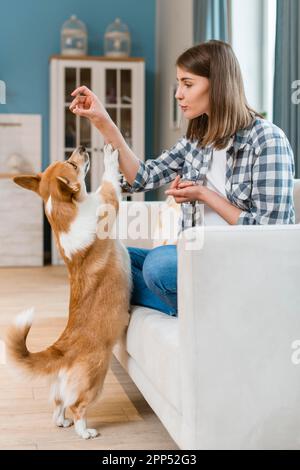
[70,40,295,317]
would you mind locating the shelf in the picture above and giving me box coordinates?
[50,55,144,63]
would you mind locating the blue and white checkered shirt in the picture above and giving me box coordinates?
[121,117,295,230]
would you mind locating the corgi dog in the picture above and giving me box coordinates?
[7,144,131,439]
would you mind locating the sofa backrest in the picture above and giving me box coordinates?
[294,179,300,224]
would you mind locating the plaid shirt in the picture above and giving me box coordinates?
[121,117,295,230]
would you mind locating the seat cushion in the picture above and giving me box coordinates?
[126,306,181,413]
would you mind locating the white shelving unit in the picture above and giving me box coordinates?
[49,55,145,264]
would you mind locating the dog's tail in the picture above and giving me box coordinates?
[6,308,63,377]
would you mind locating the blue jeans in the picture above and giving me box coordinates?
[127,245,178,316]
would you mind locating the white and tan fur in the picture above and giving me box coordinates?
[6,145,131,439]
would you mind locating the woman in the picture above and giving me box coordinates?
[70,40,295,317]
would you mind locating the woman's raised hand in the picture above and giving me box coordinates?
[69,86,110,126]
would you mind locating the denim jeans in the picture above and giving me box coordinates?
[127,245,178,316]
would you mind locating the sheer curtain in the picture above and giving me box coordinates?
[193,0,230,44]
[273,0,300,177]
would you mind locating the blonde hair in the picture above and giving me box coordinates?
[176,40,261,149]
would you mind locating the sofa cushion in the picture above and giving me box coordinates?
[126,306,181,413]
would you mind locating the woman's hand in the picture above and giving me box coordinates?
[165,176,208,203]
[166,177,243,224]
[69,86,111,126]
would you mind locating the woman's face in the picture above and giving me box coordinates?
[175,67,210,119]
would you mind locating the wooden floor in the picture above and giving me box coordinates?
[0,266,178,450]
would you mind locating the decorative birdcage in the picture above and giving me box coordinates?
[61,15,87,56]
[104,18,131,57]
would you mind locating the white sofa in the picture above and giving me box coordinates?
[114,180,300,450]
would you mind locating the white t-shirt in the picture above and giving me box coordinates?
[204,141,232,226]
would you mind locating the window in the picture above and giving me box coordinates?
[231,0,277,120]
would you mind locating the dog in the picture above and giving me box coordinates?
[6,144,131,439]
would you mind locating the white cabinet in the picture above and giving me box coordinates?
[0,178,43,266]
[50,56,145,194]
[0,114,43,266]
[49,56,145,264]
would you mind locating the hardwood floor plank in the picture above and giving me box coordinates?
[0,266,178,450]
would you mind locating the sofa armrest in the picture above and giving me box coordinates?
[177,224,300,449]
[118,201,161,249]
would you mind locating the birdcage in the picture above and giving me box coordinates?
[104,18,131,57]
[61,15,87,56]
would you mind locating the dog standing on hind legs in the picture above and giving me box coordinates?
[6,144,131,439]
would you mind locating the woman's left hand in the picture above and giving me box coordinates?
[165,177,208,203]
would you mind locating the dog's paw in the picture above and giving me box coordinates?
[103,143,113,155]
[80,428,99,439]
[56,417,74,428]
[103,144,119,169]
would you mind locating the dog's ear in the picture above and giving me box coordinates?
[56,176,80,194]
[13,174,41,193]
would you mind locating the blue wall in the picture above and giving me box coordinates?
[0,0,156,169]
